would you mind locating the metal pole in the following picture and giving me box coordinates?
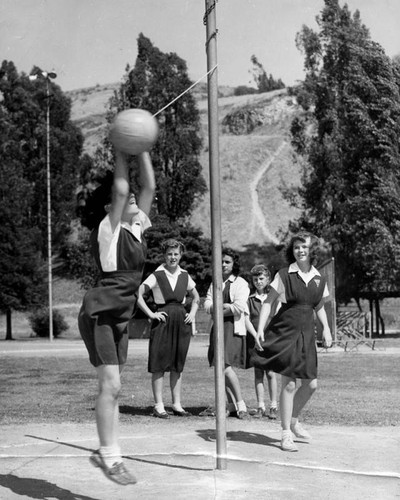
[46,78,53,342]
[204,0,227,470]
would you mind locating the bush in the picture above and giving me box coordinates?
[28,307,69,338]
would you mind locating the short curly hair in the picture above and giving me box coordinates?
[161,238,185,254]
[285,231,321,266]
[222,247,241,276]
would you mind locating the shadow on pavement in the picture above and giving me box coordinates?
[0,473,97,500]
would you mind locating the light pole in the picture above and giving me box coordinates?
[29,70,57,342]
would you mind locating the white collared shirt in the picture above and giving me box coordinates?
[142,264,196,304]
[98,211,151,272]
[271,263,329,303]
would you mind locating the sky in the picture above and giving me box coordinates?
[1,0,400,92]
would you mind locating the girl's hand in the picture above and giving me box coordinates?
[257,331,265,344]
[323,328,332,348]
[184,313,195,324]
[151,311,168,322]
[254,337,264,352]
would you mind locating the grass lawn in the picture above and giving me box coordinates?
[1,340,399,427]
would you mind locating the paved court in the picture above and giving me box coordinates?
[1,339,399,499]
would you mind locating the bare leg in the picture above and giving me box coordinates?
[280,375,296,431]
[292,378,317,419]
[254,368,265,407]
[95,365,121,448]
[170,371,183,409]
[266,370,278,407]
[151,371,164,406]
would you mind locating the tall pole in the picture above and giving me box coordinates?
[46,77,53,342]
[204,0,227,470]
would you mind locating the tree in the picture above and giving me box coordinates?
[0,60,85,336]
[249,55,285,93]
[289,0,400,304]
[0,61,84,257]
[0,100,47,338]
[106,33,207,222]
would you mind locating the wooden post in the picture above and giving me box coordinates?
[204,0,227,470]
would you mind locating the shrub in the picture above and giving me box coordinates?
[28,307,69,338]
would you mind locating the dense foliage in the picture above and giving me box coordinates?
[0,61,84,335]
[289,0,400,302]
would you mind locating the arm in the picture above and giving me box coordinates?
[203,284,213,314]
[184,287,200,324]
[256,288,279,342]
[225,277,249,318]
[136,152,156,216]
[316,305,332,348]
[108,150,130,231]
[137,283,168,322]
[245,314,264,351]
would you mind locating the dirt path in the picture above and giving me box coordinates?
[248,139,287,244]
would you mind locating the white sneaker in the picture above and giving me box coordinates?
[281,434,298,452]
[290,422,312,440]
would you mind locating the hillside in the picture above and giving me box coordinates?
[67,84,302,249]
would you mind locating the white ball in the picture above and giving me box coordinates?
[109,108,159,155]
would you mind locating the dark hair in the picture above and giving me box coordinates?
[161,238,185,254]
[250,264,271,280]
[78,171,113,230]
[285,231,321,266]
[222,247,240,276]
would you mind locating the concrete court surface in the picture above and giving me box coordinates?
[1,339,399,499]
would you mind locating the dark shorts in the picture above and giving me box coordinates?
[78,308,129,367]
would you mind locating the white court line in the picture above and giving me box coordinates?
[1,452,399,480]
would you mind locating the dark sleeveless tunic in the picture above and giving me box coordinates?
[78,223,147,367]
[250,267,326,379]
[148,270,192,373]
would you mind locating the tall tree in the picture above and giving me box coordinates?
[0,94,46,338]
[108,33,207,222]
[0,61,84,257]
[289,0,400,303]
[0,61,84,335]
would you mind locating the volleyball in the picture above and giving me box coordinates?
[109,109,159,155]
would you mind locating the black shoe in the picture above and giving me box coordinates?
[172,409,192,417]
[152,408,170,419]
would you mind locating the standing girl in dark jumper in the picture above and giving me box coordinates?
[78,150,155,485]
[137,239,200,418]
[251,232,332,452]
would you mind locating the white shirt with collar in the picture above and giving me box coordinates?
[97,210,151,272]
[142,264,196,304]
[204,275,249,336]
[271,262,329,304]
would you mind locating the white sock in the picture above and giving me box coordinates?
[270,401,277,409]
[154,402,165,413]
[291,417,299,427]
[172,403,184,412]
[258,403,266,410]
[281,430,291,439]
[237,400,247,412]
[99,445,122,468]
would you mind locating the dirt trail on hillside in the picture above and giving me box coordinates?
[249,139,287,244]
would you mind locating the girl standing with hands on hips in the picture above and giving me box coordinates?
[137,239,200,418]
[251,232,332,452]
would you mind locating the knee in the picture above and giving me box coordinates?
[283,380,296,395]
[308,379,318,394]
[99,378,121,400]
